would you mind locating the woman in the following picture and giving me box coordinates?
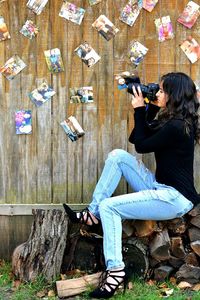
[63,72,200,299]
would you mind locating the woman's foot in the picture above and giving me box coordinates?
[89,268,126,299]
[63,204,99,226]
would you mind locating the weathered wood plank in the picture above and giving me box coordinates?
[112,0,129,195]
[51,0,68,204]
[5,0,25,204]
[66,0,83,203]
[81,3,99,204]
[0,0,7,203]
[97,0,114,178]
[35,0,52,203]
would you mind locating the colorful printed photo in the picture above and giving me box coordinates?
[177,1,200,29]
[0,55,26,80]
[29,82,55,107]
[69,86,94,103]
[180,37,200,64]
[0,16,10,41]
[142,0,158,12]
[20,20,39,39]
[88,0,102,5]
[119,0,142,26]
[44,48,64,73]
[15,110,32,135]
[60,116,85,142]
[74,42,101,67]
[128,40,148,66]
[92,15,119,40]
[59,1,85,25]
[155,16,174,42]
[26,0,48,15]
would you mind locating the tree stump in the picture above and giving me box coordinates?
[12,209,68,282]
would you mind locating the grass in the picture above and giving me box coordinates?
[0,260,57,300]
[1,260,200,299]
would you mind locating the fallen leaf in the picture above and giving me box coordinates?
[128,281,133,290]
[177,281,192,289]
[48,290,55,297]
[147,279,156,286]
[169,277,176,285]
[60,273,67,280]
[160,288,174,298]
[12,280,21,289]
[36,290,46,298]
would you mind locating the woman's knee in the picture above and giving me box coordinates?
[107,149,133,163]
[107,149,138,168]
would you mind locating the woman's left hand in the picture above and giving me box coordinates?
[131,85,145,109]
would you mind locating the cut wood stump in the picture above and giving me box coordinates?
[12,209,68,282]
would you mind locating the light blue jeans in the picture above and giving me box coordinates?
[88,149,193,270]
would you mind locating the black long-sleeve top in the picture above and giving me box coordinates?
[129,105,200,205]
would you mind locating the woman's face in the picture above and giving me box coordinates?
[155,81,168,108]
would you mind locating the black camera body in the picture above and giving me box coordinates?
[124,76,160,102]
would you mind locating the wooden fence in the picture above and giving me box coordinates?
[0,0,200,259]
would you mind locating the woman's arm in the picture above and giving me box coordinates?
[129,108,185,153]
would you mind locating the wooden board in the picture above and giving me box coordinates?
[0,0,199,207]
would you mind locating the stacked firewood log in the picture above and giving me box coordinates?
[122,204,200,283]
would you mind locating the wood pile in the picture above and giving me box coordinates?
[122,204,200,284]
[12,205,200,298]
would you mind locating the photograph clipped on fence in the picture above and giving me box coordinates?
[15,110,32,135]
[74,42,100,67]
[60,116,85,142]
[142,0,158,12]
[59,1,85,25]
[0,55,26,80]
[20,20,39,39]
[0,16,10,41]
[92,15,119,40]
[26,0,48,15]
[180,37,200,64]
[69,86,94,103]
[128,40,148,66]
[44,48,64,73]
[154,16,174,42]
[177,1,200,29]
[29,82,56,107]
[119,0,142,26]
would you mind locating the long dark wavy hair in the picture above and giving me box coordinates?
[157,72,200,143]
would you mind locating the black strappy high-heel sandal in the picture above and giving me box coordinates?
[63,204,99,226]
[89,268,127,299]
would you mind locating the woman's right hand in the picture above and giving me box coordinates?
[131,85,145,109]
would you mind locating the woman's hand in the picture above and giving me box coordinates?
[131,85,145,109]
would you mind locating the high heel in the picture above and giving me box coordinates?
[89,268,127,299]
[63,204,99,226]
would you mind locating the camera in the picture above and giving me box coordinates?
[117,75,160,102]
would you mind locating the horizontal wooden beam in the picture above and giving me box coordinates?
[0,204,87,216]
